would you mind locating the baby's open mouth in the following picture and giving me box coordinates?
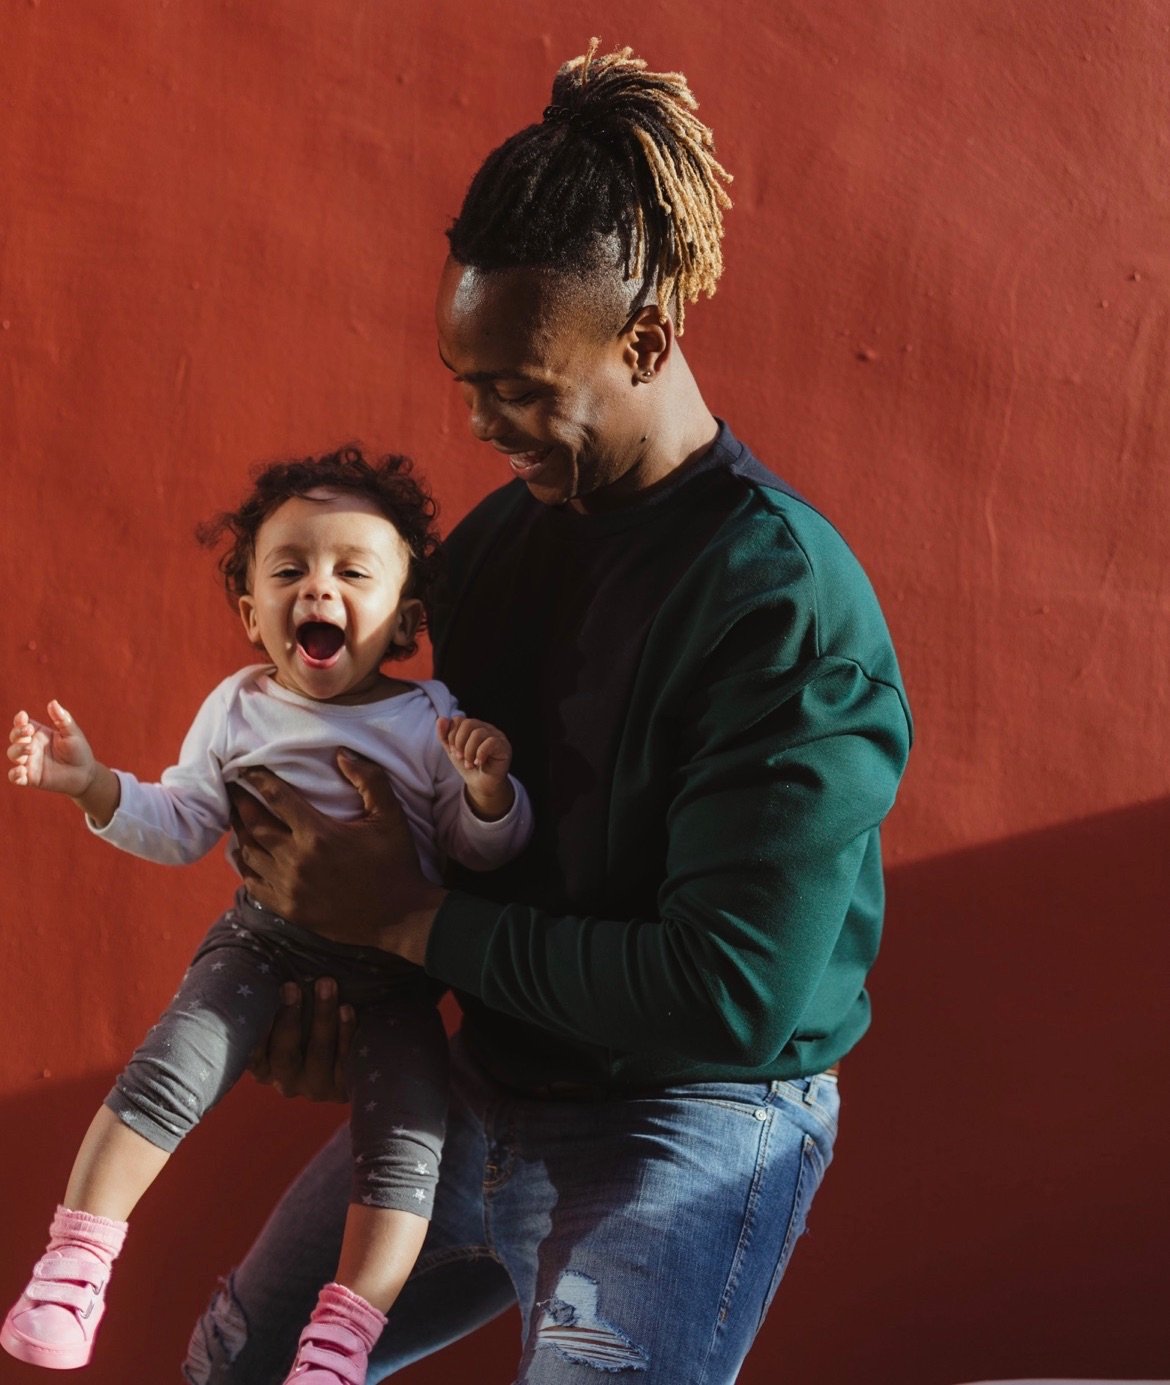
[296,622,345,666]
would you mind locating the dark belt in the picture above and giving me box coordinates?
[512,1060,840,1103]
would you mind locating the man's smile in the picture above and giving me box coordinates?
[503,448,553,477]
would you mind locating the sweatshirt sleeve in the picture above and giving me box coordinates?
[425,517,912,1067]
[424,682,535,872]
[88,679,234,865]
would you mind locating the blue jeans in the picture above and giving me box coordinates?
[183,1036,840,1384]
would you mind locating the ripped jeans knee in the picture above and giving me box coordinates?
[533,1270,650,1375]
[182,1273,251,1384]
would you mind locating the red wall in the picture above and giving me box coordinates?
[1,3,1166,1381]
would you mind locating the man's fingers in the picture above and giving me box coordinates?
[228,795,275,898]
[248,1039,273,1088]
[233,768,295,822]
[249,982,348,1104]
[334,1004,356,1091]
[337,749,402,819]
[228,780,283,834]
[260,982,306,1094]
[303,978,344,1100]
[227,783,288,867]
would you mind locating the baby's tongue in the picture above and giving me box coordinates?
[298,622,345,661]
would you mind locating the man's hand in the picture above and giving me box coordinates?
[249,978,357,1102]
[228,748,446,963]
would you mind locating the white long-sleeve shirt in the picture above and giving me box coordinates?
[92,665,533,884]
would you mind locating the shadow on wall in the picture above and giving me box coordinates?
[774,796,1170,1385]
[0,801,1167,1383]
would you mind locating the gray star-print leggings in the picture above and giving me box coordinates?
[104,888,447,1216]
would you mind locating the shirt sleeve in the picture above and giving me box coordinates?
[424,683,535,872]
[425,589,912,1068]
[87,680,234,865]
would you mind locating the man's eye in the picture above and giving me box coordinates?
[497,391,539,406]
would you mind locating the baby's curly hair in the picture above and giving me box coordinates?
[198,446,442,661]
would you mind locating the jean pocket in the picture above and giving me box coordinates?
[769,1073,840,1143]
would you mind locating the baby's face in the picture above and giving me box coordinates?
[238,488,420,703]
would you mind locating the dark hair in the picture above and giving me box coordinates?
[446,39,732,332]
[198,446,442,661]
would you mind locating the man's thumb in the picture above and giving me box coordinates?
[337,748,401,818]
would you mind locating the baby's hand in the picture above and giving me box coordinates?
[436,716,515,821]
[8,701,98,798]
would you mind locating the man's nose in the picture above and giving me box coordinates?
[467,390,506,442]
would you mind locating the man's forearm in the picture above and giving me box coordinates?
[378,889,446,967]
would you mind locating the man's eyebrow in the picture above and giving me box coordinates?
[437,346,531,385]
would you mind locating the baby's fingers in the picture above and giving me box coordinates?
[471,734,509,770]
[442,716,475,758]
[7,718,35,762]
[461,727,491,766]
[446,715,472,750]
[10,709,32,742]
[47,699,74,731]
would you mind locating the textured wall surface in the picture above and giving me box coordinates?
[1,2,1167,1381]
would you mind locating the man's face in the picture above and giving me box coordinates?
[435,258,654,511]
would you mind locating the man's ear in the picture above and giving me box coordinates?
[238,594,264,649]
[389,598,424,648]
[623,304,674,384]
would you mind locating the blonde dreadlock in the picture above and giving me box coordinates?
[447,39,733,333]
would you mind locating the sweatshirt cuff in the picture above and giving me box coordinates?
[424,889,505,996]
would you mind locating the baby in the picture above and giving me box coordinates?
[2,447,533,1382]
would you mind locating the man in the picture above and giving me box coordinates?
[185,41,911,1385]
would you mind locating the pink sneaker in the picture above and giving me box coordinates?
[283,1320,372,1384]
[282,1283,386,1384]
[1,1249,112,1370]
[1,1207,126,1371]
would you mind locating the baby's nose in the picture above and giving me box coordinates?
[299,575,338,601]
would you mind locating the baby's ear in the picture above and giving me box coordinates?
[390,598,424,648]
[237,595,265,649]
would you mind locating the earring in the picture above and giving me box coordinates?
[639,370,654,382]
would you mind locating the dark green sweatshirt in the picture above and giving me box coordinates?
[426,422,912,1088]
